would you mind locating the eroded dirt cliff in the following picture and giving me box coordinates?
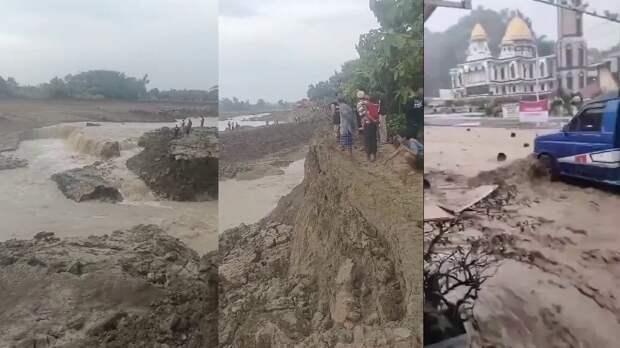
[219,134,423,347]
[127,127,218,201]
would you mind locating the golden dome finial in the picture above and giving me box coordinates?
[502,16,534,43]
[470,23,488,41]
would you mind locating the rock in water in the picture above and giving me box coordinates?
[100,141,121,159]
[0,155,28,171]
[51,165,122,203]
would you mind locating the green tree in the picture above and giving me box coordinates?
[0,77,8,96]
[65,70,147,100]
[308,0,423,134]
[46,76,68,98]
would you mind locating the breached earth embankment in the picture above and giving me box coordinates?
[220,121,318,180]
[127,127,219,201]
[0,225,218,347]
[426,157,620,347]
[219,133,423,347]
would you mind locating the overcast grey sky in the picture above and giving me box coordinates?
[426,0,620,50]
[219,0,379,102]
[0,0,218,90]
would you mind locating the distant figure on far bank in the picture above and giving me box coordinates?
[338,96,356,156]
[331,101,340,141]
[174,124,180,138]
[200,116,205,128]
[186,118,192,135]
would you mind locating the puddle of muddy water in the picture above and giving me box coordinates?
[0,121,217,254]
[219,159,305,232]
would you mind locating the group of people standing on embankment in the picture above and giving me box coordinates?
[330,91,387,162]
[173,116,206,138]
[330,89,424,165]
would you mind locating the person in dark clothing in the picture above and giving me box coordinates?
[360,94,380,162]
[174,124,180,138]
[186,118,192,135]
[405,88,424,141]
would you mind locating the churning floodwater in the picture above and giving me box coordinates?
[0,119,218,254]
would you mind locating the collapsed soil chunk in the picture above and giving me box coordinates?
[51,164,123,203]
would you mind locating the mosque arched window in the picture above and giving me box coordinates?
[566,44,573,68]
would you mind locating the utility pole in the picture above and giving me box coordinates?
[424,0,472,22]
[531,0,620,24]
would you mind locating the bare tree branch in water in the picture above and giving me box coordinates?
[423,220,499,343]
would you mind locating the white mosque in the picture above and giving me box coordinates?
[448,2,618,100]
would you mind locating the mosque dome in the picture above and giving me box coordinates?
[470,23,488,41]
[502,16,534,43]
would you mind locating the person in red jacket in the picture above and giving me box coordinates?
[358,91,380,162]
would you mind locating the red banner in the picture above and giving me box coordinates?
[519,100,548,112]
[519,100,549,123]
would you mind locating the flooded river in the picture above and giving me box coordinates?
[0,119,218,254]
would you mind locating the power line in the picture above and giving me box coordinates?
[531,0,620,24]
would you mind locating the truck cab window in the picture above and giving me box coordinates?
[568,107,603,132]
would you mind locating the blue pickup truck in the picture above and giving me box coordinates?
[534,92,620,186]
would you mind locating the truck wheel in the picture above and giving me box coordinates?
[538,154,559,181]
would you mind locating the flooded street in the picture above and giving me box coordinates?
[0,120,218,254]
[425,121,620,347]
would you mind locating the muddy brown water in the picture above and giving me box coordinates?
[0,121,217,254]
[426,126,620,347]
[219,159,305,231]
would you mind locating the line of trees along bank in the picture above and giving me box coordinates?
[219,97,290,113]
[307,0,423,135]
[0,70,218,103]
